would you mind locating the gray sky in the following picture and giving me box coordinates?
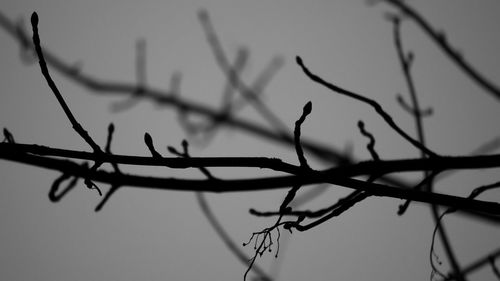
[0,1,499,280]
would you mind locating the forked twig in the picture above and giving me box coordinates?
[383,0,500,102]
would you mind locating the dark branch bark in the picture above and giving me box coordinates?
[1,145,500,216]
[2,142,500,177]
[0,10,413,190]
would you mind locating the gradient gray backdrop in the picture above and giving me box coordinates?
[1,0,499,280]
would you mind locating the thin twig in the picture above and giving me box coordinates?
[198,9,291,137]
[383,0,500,102]
[0,11,415,191]
[391,15,427,157]
[357,120,380,161]
[30,12,102,154]
[168,141,272,281]
[95,123,122,212]
[294,101,312,170]
[389,14,464,280]
[440,248,500,281]
[48,173,78,202]
[197,192,272,281]
[296,56,437,158]
[434,180,500,279]
[250,190,365,219]
[32,12,104,196]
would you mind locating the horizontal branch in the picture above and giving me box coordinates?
[0,11,413,190]
[1,142,301,174]
[2,142,500,177]
[1,145,500,216]
[0,143,500,177]
[0,11,346,165]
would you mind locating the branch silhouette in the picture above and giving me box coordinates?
[1,141,500,213]
[383,0,500,102]
[0,10,412,190]
[0,4,498,281]
[388,14,464,280]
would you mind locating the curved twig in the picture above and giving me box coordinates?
[383,0,500,102]
[296,56,437,158]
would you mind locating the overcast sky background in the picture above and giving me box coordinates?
[0,1,499,280]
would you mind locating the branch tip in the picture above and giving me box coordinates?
[166,146,177,155]
[144,132,162,158]
[295,56,303,66]
[294,101,312,170]
[30,12,38,27]
[197,8,209,22]
[303,101,312,116]
[181,139,189,153]
[144,132,153,147]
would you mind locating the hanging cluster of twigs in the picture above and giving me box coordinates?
[0,1,499,280]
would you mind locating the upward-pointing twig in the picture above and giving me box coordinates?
[95,123,122,212]
[31,12,102,154]
[383,0,500,102]
[0,11,414,189]
[294,101,312,170]
[388,14,465,280]
[144,132,162,159]
[32,12,105,196]
[357,120,380,161]
[198,9,291,136]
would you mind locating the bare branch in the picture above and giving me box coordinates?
[167,140,272,281]
[144,132,162,159]
[357,120,380,161]
[440,248,500,281]
[296,55,437,158]
[95,123,122,212]
[383,0,500,102]
[294,101,312,170]
[30,12,102,154]
[198,9,290,136]
[0,11,416,192]
[48,173,78,202]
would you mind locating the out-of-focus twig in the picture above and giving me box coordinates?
[383,0,500,102]
[168,141,272,281]
[0,10,416,192]
[388,14,464,280]
[198,9,290,136]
